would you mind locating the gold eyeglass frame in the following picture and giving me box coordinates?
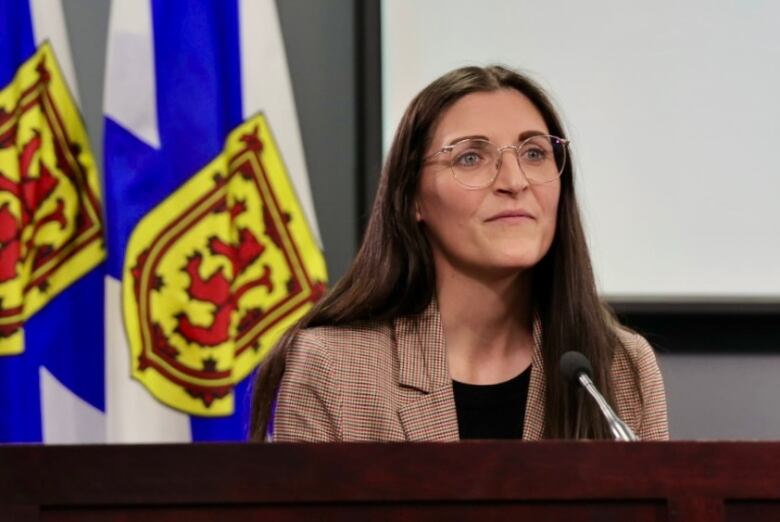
[424,134,570,189]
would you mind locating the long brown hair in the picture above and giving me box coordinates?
[249,65,637,440]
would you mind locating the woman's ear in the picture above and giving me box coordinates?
[414,201,423,222]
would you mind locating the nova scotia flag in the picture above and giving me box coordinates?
[0,0,106,443]
[103,0,325,442]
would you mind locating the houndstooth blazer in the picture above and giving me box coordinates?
[273,302,669,442]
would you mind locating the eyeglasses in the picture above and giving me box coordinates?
[424,134,570,189]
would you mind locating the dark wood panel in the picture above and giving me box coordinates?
[726,500,780,522]
[5,442,780,521]
[41,501,664,522]
[668,497,724,522]
[2,442,780,506]
[0,505,39,522]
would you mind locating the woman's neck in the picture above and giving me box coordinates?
[435,261,535,385]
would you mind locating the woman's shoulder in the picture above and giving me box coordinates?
[610,326,664,388]
[276,320,407,442]
[290,321,395,358]
[611,326,669,440]
[613,327,660,369]
[284,321,397,379]
[296,321,395,347]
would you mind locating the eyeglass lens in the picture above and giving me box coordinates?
[449,136,566,188]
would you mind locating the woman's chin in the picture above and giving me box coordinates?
[485,247,544,270]
[466,254,541,278]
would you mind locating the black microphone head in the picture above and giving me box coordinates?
[559,351,593,383]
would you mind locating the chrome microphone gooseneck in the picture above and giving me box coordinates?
[559,350,638,442]
[576,371,638,441]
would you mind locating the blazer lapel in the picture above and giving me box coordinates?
[522,316,546,440]
[395,302,460,442]
[397,387,460,441]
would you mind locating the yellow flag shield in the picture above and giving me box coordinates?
[122,114,327,416]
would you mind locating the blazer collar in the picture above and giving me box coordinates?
[394,300,459,441]
[393,300,547,441]
[394,300,450,394]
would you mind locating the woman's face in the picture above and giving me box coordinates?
[417,89,561,278]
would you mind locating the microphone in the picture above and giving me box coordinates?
[559,351,638,441]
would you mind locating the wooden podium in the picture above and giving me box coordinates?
[2,442,780,521]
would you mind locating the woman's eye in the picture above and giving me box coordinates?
[454,151,484,168]
[522,147,547,162]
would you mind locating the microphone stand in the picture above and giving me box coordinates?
[577,373,638,442]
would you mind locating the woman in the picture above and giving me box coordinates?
[250,65,668,442]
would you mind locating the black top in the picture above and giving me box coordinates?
[452,366,531,440]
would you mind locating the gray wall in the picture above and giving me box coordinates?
[276,0,356,279]
[61,0,780,441]
[660,354,780,439]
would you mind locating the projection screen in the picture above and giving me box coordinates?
[382,0,780,302]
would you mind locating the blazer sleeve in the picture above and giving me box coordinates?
[632,333,670,441]
[273,329,343,442]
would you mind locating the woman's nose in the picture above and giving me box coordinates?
[494,148,530,193]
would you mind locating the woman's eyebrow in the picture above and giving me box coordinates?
[446,134,489,145]
[518,130,546,141]
[443,130,548,146]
